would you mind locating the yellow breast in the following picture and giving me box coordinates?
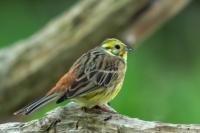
[73,71,125,107]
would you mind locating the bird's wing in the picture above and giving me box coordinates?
[51,48,124,104]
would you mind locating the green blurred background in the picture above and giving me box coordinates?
[0,0,200,124]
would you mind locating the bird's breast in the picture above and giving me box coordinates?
[73,63,126,107]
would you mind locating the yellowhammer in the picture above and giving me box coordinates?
[14,38,132,115]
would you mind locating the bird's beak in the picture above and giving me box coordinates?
[125,45,133,52]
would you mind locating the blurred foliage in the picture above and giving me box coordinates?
[0,0,78,47]
[0,0,200,124]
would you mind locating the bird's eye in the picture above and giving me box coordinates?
[115,45,120,50]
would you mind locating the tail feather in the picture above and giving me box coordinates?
[14,94,58,115]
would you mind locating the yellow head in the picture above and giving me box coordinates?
[101,38,132,61]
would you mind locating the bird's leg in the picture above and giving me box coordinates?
[81,104,117,114]
[93,104,116,121]
[81,104,116,121]
[93,104,117,113]
[81,106,102,114]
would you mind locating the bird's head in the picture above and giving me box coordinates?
[101,38,132,61]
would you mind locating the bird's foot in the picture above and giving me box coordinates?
[81,104,117,114]
[93,104,117,113]
[81,106,102,114]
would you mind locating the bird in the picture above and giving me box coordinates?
[14,38,132,115]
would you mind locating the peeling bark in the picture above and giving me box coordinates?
[1,103,200,133]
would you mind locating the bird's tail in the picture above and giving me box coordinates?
[14,94,58,115]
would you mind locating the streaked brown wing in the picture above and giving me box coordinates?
[56,48,124,103]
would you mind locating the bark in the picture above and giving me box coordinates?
[0,0,191,122]
[0,102,200,133]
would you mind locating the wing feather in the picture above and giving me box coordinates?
[56,48,124,103]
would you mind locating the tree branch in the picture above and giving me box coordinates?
[0,102,200,133]
[123,0,191,44]
[0,0,191,121]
